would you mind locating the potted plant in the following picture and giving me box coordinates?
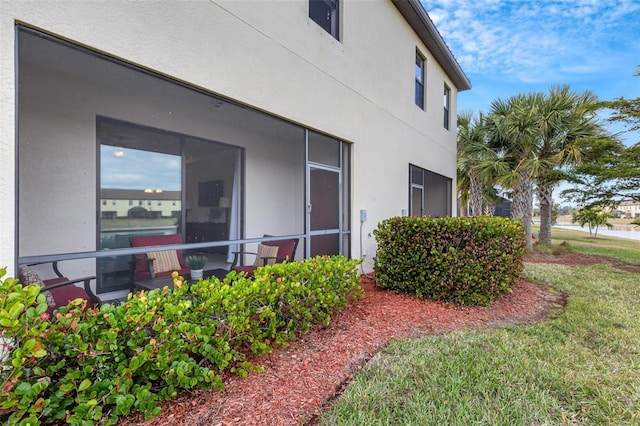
[184,254,207,280]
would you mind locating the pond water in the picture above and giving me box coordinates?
[553,224,640,241]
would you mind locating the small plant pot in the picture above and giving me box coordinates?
[190,269,204,281]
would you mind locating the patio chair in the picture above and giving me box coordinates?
[129,234,190,287]
[18,261,100,314]
[231,235,299,277]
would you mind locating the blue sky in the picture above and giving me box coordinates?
[101,145,181,191]
[422,0,640,145]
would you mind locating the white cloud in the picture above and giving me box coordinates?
[560,64,602,74]
[421,0,640,84]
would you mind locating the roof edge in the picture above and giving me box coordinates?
[392,0,471,92]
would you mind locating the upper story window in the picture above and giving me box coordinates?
[310,0,339,40]
[415,50,425,109]
[443,84,451,129]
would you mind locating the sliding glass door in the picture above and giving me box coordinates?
[98,117,242,292]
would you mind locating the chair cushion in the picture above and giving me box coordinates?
[44,277,95,314]
[148,250,182,274]
[131,234,185,274]
[263,238,297,260]
[18,265,56,308]
[18,264,41,285]
[233,265,256,276]
[253,244,279,267]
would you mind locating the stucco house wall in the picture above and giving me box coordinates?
[617,200,640,218]
[0,0,469,275]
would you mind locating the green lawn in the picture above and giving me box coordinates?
[542,226,640,266]
[318,239,640,425]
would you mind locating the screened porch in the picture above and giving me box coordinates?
[17,27,351,299]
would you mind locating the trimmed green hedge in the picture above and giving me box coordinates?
[0,256,362,425]
[373,216,525,305]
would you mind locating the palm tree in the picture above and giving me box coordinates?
[457,111,486,216]
[457,170,471,217]
[457,111,504,217]
[572,207,613,238]
[485,88,608,250]
[486,93,545,251]
[535,85,602,244]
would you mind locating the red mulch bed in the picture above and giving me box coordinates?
[119,253,637,426]
[525,251,640,274]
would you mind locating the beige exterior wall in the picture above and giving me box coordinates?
[17,43,305,256]
[617,201,640,218]
[0,0,463,273]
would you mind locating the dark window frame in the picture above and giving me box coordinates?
[309,0,340,40]
[443,84,451,129]
[415,50,425,109]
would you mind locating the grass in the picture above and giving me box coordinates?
[538,225,640,266]
[318,240,640,425]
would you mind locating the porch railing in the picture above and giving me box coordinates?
[18,234,307,265]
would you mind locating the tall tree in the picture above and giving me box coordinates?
[457,111,507,217]
[535,86,603,244]
[562,139,638,206]
[486,93,544,251]
[562,68,639,207]
[457,111,485,216]
[457,111,501,216]
[483,88,608,250]
[601,66,640,132]
[572,207,613,238]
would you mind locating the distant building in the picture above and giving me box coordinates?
[615,200,640,218]
[100,189,182,219]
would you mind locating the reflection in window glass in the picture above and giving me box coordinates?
[98,118,243,292]
[444,84,451,129]
[99,119,182,244]
[99,120,183,291]
[101,147,181,191]
[415,51,425,109]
